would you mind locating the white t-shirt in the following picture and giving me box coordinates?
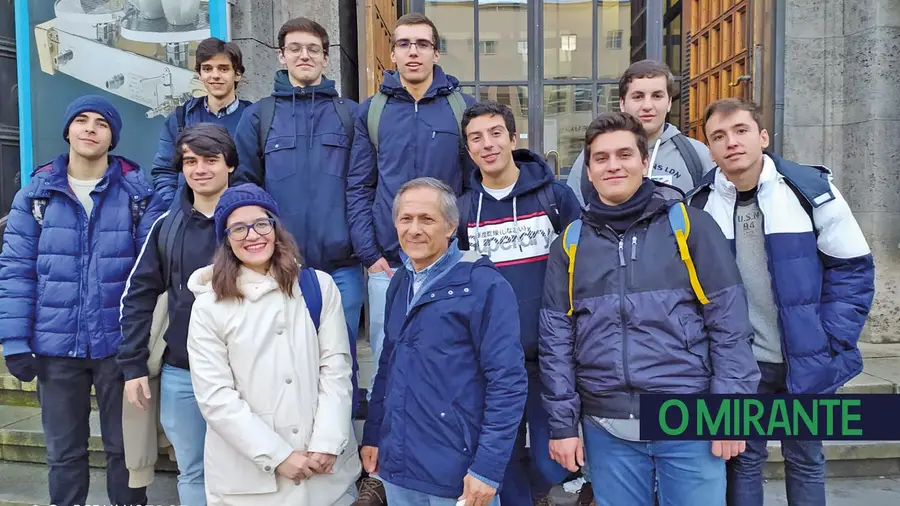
[68,176,102,216]
[482,182,515,201]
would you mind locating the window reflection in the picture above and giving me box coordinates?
[543,84,594,178]
[543,0,592,79]
[425,0,475,81]
[597,0,633,78]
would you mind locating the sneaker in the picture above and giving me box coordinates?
[534,494,556,506]
[354,476,387,506]
[576,482,596,506]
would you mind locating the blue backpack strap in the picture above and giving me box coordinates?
[667,203,709,305]
[299,267,323,332]
[561,219,583,315]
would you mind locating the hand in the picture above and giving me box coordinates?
[549,437,584,472]
[367,258,394,277]
[124,376,152,411]
[458,473,497,506]
[4,353,37,383]
[275,451,323,481]
[360,445,379,474]
[308,452,337,474]
[712,440,746,460]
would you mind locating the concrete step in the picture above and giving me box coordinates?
[764,440,900,479]
[0,461,178,506]
[0,405,175,472]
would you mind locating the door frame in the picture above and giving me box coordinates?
[410,0,664,168]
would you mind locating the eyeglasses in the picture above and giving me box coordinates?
[225,218,276,241]
[282,43,325,58]
[393,39,436,52]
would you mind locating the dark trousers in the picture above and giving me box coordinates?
[726,362,826,506]
[36,356,148,506]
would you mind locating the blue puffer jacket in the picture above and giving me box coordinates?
[0,155,165,360]
[362,252,527,498]
[687,154,876,394]
[233,73,359,272]
[540,183,760,439]
[347,66,476,268]
[152,96,251,206]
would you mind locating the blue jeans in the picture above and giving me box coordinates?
[36,356,147,506]
[582,421,725,506]
[383,480,501,506]
[160,364,207,506]
[331,265,366,414]
[726,362,825,506]
[500,365,570,502]
[366,269,393,402]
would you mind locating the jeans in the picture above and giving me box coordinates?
[727,362,825,506]
[331,265,366,414]
[160,363,207,506]
[500,365,570,503]
[35,355,147,506]
[383,480,501,506]
[582,421,725,506]
[366,269,394,402]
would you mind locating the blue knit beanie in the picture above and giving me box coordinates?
[63,95,123,150]
[214,185,281,243]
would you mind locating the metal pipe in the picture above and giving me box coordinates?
[773,0,786,156]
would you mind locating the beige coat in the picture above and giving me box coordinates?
[187,265,360,506]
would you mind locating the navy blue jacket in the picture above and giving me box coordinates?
[347,66,476,267]
[540,184,760,438]
[233,72,358,272]
[458,150,581,362]
[687,154,876,393]
[362,254,527,497]
[0,155,166,360]
[152,96,251,205]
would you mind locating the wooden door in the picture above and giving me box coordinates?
[682,0,752,141]
[363,0,397,97]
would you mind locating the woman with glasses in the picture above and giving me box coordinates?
[186,185,360,506]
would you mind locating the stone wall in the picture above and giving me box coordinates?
[784,0,900,342]
[231,0,359,102]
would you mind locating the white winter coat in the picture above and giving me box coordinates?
[186,265,360,506]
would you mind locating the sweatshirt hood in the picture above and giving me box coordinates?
[379,65,460,99]
[470,149,556,200]
[658,123,682,144]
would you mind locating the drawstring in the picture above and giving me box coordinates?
[475,193,484,255]
[512,196,522,252]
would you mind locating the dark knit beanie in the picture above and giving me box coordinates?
[62,95,123,150]
[214,185,281,243]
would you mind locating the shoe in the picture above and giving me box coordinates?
[354,476,387,506]
[576,482,596,506]
[534,494,556,506]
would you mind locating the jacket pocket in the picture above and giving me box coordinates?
[204,413,279,496]
[264,136,297,182]
[678,312,711,374]
[320,132,350,178]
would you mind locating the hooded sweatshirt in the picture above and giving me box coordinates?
[458,150,581,362]
[566,123,716,205]
[233,72,358,273]
[118,188,219,380]
[347,65,476,268]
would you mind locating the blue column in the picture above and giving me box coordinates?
[14,0,33,186]
[208,0,228,40]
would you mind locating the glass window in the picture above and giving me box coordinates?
[544,84,594,178]
[543,0,592,79]
[425,0,474,81]
[478,0,528,81]
[597,0,633,78]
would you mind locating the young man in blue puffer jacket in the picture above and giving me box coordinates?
[0,95,165,506]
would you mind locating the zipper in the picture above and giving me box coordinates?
[631,235,638,261]
[616,233,634,418]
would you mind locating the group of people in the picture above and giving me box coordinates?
[0,10,876,506]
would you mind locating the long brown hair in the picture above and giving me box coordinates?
[211,219,302,301]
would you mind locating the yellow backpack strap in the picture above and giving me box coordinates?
[562,220,583,315]
[667,203,710,305]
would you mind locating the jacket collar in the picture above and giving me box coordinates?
[33,154,143,197]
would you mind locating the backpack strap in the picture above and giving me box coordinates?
[299,267,323,332]
[536,184,561,233]
[667,202,709,305]
[175,105,186,135]
[332,97,355,146]
[671,133,704,187]
[366,92,389,153]
[561,219,583,316]
[447,90,467,137]
[686,185,711,210]
[256,96,278,166]
[156,209,185,288]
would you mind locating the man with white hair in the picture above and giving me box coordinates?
[360,177,527,506]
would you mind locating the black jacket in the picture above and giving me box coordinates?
[118,189,218,380]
